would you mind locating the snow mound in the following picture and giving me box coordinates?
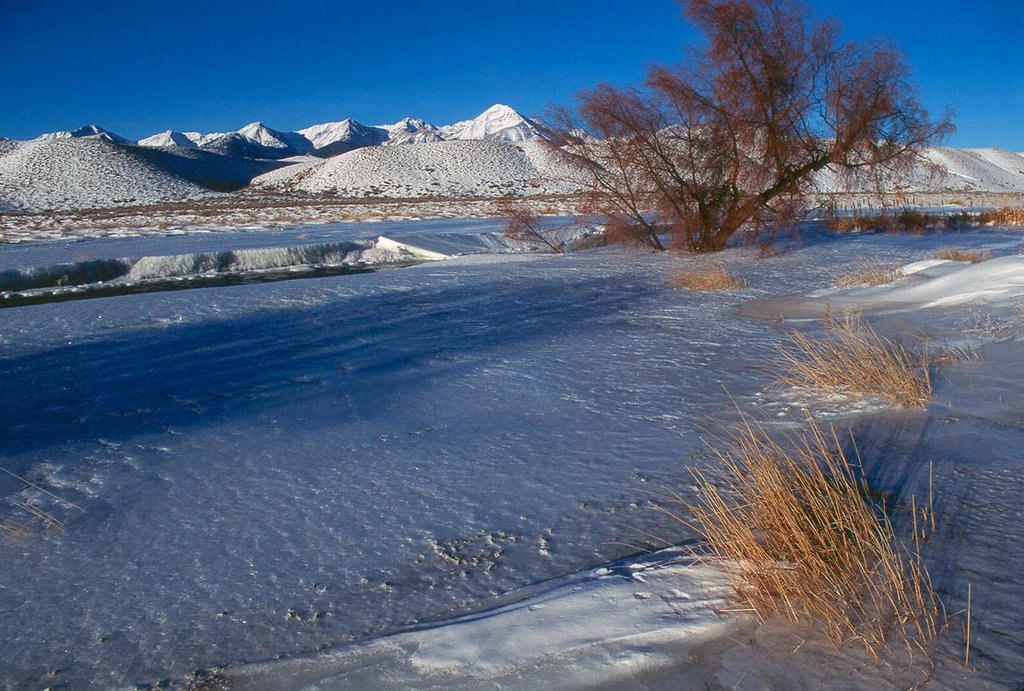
[222,551,739,690]
[251,139,579,197]
[0,138,213,211]
[744,254,1024,319]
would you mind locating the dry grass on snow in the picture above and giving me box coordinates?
[833,257,905,288]
[932,247,994,264]
[667,415,940,658]
[774,315,933,408]
[670,265,743,290]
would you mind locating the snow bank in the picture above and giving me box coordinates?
[224,550,740,690]
[0,232,545,300]
[743,254,1024,320]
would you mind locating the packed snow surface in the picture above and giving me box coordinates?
[1,220,1024,689]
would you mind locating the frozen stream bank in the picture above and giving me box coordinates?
[1,219,1023,688]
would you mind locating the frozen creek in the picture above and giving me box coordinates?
[1,218,1022,689]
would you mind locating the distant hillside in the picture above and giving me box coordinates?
[0,139,213,212]
[251,140,579,198]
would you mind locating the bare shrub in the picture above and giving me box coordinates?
[987,206,1024,226]
[774,315,931,407]
[666,415,939,657]
[834,257,905,287]
[932,247,994,264]
[670,265,743,290]
[493,198,564,253]
[551,0,952,253]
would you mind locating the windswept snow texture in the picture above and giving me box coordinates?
[252,140,579,197]
[2,221,1024,689]
[0,139,214,211]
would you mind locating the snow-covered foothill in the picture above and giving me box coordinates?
[0,138,214,212]
[812,147,1024,194]
[251,139,579,197]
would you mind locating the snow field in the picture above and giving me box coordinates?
[1,221,1024,688]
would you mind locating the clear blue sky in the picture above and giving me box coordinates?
[1,0,1021,149]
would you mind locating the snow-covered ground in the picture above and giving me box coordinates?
[1,220,1023,689]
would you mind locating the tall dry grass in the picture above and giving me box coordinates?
[833,257,904,288]
[670,265,743,290]
[0,466,82,536]
[667,416,939,657]
[932,247,993,264]
[774,316,932,407]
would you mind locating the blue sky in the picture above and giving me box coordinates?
[1,0,1021,149]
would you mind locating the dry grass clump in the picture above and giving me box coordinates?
[0,466,82,536]
[670,416,939,657]
[774,315,932,407]
[670,265,743,290]
[932,247,994,264]
[833,257,904,288]
[986,206,1024,226]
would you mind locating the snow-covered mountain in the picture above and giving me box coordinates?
[138,130,199,149]
[197,122,312,160]
[24,105,559,164]
[377,118,446,146]
[296,119,388,157]
[34,124,135,146]
[439,104,559,143]
[6,106,1024,212]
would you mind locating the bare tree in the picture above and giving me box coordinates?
[551,0,953,253]
[494,197,566,253]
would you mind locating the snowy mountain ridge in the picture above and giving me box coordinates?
[22,104,556,159]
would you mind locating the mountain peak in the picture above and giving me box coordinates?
[34,124,134,146]
[440,104,555,143]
